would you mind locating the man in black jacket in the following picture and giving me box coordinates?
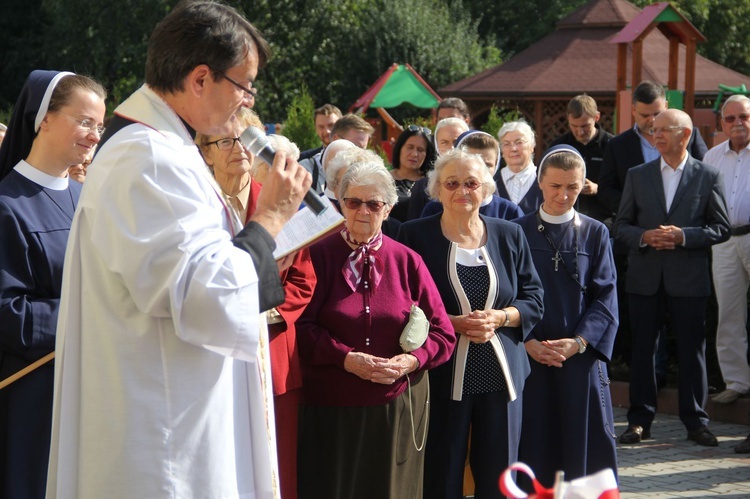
[551,94,614,226]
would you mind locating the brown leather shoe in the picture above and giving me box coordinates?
[687,427,718,447]
[735,434,750,454]
[619,425,650,444]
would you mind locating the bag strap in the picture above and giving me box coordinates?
[406,374,429,452]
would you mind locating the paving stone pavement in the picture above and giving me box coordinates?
[614,407,750,498]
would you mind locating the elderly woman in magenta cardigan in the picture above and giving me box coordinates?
[296,157,455,499]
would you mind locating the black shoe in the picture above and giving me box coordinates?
[735,434,750,454]
[619,425,650,444]
[687,427,718,447]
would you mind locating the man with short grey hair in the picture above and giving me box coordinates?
[705,94,750,405]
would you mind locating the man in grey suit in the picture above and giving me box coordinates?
[615,109,731,446]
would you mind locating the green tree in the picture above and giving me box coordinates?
[241,0,501,122]
[456,0,587,58]
[481,106,522,138]
[281,85,319,151]
[0,0,51,112]
[5,0,748,132]
[39,0,175,111]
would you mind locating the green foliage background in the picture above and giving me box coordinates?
[1,0,749,123]
[281,86,319,150]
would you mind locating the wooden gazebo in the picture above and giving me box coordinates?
[440,0,750,155]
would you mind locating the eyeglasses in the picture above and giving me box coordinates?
[441,179,482,191]
[723,114,750,124]
[216,70,258,99]
[56,111,105,136]
[405,124,432,136]
[501,139,527,150]
[342,197,387,212]
[651,126,684,135]
[205,136,244,151]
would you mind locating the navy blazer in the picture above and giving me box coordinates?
[613,156,730,297]
[397,214,544,399]
[599,127,708,214]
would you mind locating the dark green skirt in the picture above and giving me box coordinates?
[298,370,429,499]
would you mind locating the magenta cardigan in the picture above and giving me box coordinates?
[297,232,456,406]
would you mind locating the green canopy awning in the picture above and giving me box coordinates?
[350,64,441,113]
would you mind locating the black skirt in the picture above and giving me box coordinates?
[298,370,429,499]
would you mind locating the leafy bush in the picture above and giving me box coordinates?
[281,86,319,151]
[481,106,522,137]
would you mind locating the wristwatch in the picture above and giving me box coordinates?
[574,336,587,354]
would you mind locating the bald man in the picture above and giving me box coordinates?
[614,109,730,446]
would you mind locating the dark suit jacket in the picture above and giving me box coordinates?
[599,127,708,214]
[613,156,730,297]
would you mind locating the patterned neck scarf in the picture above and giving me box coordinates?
[341,228,384,292]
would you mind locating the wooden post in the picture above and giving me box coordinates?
[535,100,544,162]
[616,44,628,95]
[668,36,679,90]
[685,39,697,117]
[376,107,401,132]
[632,39,643,90]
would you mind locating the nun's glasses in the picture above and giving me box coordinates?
[56,111,105,136]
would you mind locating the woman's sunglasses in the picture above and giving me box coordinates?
[406,124,432,136]
[442,179,482,191]
[342,198,387,212]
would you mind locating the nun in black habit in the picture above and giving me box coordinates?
[0,70,106,498]
[514,144,619,488]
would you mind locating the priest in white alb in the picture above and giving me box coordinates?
[45,2,312,498]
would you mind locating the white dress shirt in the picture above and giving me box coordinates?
[660,154,687,212]
[500,163,537,204]
[704,140,750,227]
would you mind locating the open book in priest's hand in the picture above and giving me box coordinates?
[273,196,345,260]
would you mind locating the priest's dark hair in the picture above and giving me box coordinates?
[145,0,271,94]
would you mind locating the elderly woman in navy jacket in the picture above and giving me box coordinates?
[398,148,544,499]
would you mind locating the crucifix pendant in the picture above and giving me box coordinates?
[552,251,562,271]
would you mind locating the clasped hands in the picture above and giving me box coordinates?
[344,352,419,384]
[451,309,504,344]
[525,338,578,367]
[642,225,684,250]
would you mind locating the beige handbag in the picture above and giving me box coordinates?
[399,303,429,352]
